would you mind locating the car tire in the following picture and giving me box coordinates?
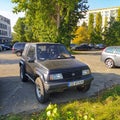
[16,52,22,56]
[35,77,49,103]
[20,65,28,82]
[77,83,91,92]
[105,58,114,68]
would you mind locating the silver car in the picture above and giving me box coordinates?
[101,46,120,68]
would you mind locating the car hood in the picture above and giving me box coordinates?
[37,59,88,72]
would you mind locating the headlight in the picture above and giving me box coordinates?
[82,69,90,75]
[50,73,63,80]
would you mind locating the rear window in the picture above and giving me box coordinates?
[104,47,115,53]
[14,43,25,49]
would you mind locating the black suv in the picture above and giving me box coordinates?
[12,42,26,56]
[19,43,93,103]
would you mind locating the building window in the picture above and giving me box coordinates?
[0,30,8,36]
[0,23,7,29]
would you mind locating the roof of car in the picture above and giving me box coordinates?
[106,46,120,48]
[25,42,61,45]
[14,42,26,45]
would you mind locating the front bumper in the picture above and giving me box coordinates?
[44,75,94,93]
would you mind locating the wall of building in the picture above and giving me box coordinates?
[78,6,120,27]
[0,15,11,44]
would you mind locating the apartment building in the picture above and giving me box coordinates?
[0,15,11,44]
[78,6,120,27]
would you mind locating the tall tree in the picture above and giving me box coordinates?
[88,13,94,43]
[13,17,26,42]
[11,0,88,46]
[116,8,120,22]
[88,13,94,33]
[104,16,120,46]
[94,12,102,43]
[102,16,108,44]
[104,16,108,28]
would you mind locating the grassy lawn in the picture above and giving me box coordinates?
[1,85,120,120]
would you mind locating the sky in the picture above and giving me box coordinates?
[0,0,24,32]
[88,0,120,10]
[0,0,120,32]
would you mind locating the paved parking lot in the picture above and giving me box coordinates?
[0,50,120,115]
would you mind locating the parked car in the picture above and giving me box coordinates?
[71,44,92,51]
[101,46,120,68]
[95,43,106,50]
[12,42,26,56]
[88,43,95,49]
[0,44,11,50]
[19,43,94,103]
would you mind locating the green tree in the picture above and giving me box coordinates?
[13,17,26,42]
[94,12,102,43]
[102,16,108,44]
[104,16,120,46]
[116,8,120,21]
[11,0,88,46]
[11,32,18,43]
[104,16,108,28]
[88,13,94,43]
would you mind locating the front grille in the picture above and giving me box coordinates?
[62,70,82,80]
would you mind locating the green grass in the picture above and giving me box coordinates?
[1,85,120,120]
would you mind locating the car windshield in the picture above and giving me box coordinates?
[37,44,71,60]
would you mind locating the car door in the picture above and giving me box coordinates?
[26,45,36,79]
[114,47,120,66]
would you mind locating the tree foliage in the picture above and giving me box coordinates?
[104,16,108,28]
[13,17,26,42]
[11,32,18,43]
[93,12,102,43]
[88,13,94,34]
[72,22,89,44]
[88,13,94,43]
[87,12,103,44]
[116,8,120,21]
[11,0,88,46]
[104,16,120,45]
[102,16,108,43]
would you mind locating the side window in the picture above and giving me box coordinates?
[22,44,29,56]
[115,48,120,54]
[27,45,35,58]
[105,47,115,53]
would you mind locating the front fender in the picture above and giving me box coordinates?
[35,68,45,83]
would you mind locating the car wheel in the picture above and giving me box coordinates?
[77,83,91,92]
[16,52,22,56]
[20,65,28,82]
[35,77,49,103]
[105,59,114,68]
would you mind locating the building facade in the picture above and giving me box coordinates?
[0,15,11,44]
[78,6,120,27]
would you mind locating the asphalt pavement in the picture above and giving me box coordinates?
[0,50,120,115]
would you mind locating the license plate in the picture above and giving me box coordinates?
[68,80,84,87]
